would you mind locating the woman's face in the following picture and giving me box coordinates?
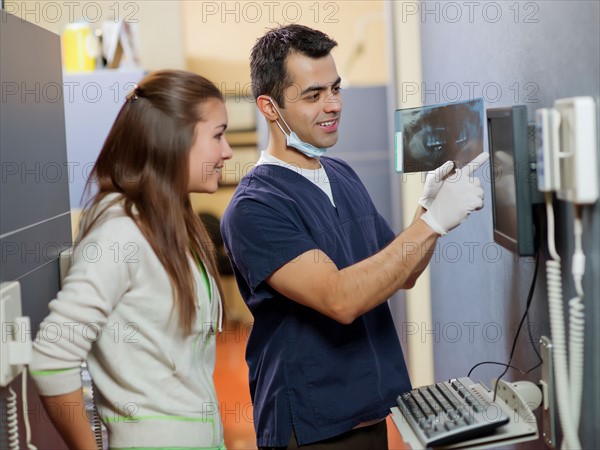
[188,98,233,193]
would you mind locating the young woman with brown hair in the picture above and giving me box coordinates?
[30,69,232,450]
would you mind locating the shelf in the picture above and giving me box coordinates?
[227,130,257,147]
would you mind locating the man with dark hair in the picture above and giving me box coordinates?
[221,24,487,449]
[249,25,338,108]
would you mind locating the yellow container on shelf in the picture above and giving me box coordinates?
[61,23,97,73]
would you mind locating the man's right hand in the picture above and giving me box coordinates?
[418,160,455,210]
[421,153,489,235]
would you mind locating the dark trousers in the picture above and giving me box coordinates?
[260,420,388,450]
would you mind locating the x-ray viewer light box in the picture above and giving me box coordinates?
[395,98,484,173]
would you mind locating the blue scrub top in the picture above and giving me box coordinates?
[221,157,412,447]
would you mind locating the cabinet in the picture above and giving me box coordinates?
[63,69,146,211]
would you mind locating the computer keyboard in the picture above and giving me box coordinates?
[396,376,510,447]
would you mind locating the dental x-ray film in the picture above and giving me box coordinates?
[394,98,484,173]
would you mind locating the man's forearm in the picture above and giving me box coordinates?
[402,206,437,287]
[327,218,438,322]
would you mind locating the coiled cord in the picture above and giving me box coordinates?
[7,386,19,450]
[568,294,585,434]
[546,258,579,449]
[5,371,38,450]
[90,381,104,449]
[568,212,585,443]
[82,363,105,450]
[545,194,583,449]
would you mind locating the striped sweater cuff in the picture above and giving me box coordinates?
[29,367,82,396]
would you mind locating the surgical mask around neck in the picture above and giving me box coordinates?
[270,99,327,158]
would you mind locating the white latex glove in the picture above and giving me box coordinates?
[421,153,489,235]
[418,161,456,210]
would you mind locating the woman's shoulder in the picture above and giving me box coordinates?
[78,194,144,242]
